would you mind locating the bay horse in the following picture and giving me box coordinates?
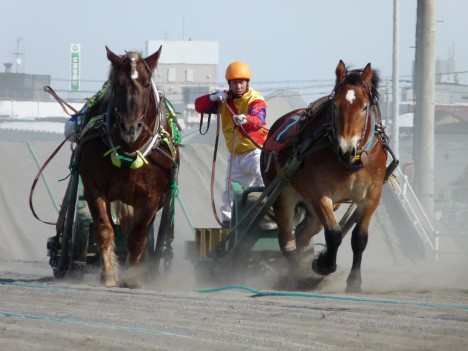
[261,60,393,292]
[78,46,180,287]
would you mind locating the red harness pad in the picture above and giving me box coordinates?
[264,109,305,153]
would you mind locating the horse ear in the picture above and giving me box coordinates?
[361,63,373,86]
[145,45,162,72]
[106,46,121,65]
[335,60,346,83]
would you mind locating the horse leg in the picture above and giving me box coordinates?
[312,197,342,276]
[274,190,301,271]
[126,221,150,266]
[345,204,376,293]
[294,208,323,257]
[88,197,119,287]
[119,203,158,288]
[345,223,368,293]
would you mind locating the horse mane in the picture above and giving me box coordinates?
[337,65,381,104]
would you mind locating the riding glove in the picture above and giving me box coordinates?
[233,114,247,126]
[209,91,228,102]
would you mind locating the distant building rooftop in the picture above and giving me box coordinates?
[146,40,219,65]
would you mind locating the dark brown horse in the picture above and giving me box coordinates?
[78,46,180,287]
[261,61,391,292]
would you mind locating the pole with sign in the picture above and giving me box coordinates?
[70,43,80,92]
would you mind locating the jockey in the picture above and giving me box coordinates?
[195,61,268,224]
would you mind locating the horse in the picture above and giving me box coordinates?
[77,46,180,287]
[261,60,392,292]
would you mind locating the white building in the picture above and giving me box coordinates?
[145,40,220,121]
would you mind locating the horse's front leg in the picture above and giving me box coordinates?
[89,197,118,287]
[345,186,383,292]
[345,223,368,293]
[312,197,342,276]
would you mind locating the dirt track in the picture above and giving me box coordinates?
[1,260,467,351]
[0,131,467,350]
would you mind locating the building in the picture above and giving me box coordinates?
[145,40,219,122]
[0,63,50,101]
[399,54,468,134]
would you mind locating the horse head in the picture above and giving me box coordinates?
[106,46,162,144]
[331,60,380,165]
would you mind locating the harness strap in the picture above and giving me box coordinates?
[199,113,212,135]
[78,114,105,141]
[43,86,79,116]
[29,138,69,225]
[297,123,332,160]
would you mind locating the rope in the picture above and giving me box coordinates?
[0,310,188,337]
[2,281,467,311]
[196,285,468,311]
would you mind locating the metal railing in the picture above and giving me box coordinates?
[391,166,468,261]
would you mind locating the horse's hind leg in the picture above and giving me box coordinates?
[274,190,301,270]
[294,209,322,258]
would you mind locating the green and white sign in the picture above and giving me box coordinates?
[70,43,80,92]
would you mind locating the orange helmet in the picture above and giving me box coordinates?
[225,61,251,81]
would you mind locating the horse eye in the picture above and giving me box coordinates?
[362,105,368,112]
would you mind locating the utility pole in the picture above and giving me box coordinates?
[413,0,435,214]
[14,37,23,73]
[391,0,400,157]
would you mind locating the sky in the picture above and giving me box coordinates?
[1,0,466,100]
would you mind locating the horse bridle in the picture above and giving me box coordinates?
[111,54,159,138]
[328,72,375,161]
[102,53,169,169]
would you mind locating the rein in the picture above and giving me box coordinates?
[29,138,69,225]
[209,105,226,227]
[221,98,268,150]
[205,98,269,227]
[43,86,79,116]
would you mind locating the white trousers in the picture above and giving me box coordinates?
[221,149,264,220]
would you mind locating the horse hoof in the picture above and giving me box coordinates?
[100,272,118,287]
[118,280,142,289]
[345,284,362,294]
[311,257,336,276]
[312,258,328,276]
[103,280,117,287]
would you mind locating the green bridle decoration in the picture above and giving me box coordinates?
[103,146,149,169]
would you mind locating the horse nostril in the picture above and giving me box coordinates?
[337,148,344,159]
[119,122,126,131]
[137,122,143,129]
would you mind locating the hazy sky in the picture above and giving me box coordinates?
[1,0,466,99]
